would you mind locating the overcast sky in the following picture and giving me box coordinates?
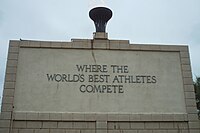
[0,0,200,101]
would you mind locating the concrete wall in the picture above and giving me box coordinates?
[0,37,199,133]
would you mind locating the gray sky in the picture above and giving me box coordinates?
[0,0,200,101]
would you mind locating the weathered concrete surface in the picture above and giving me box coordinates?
[14,48,186,113]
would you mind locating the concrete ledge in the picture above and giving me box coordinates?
[10,120,191,132]
[17,40,190,53]
[12,112,188,122]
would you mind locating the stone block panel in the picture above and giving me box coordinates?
[42,121,57,128]
[8,46,19,53]
[93,32,108,39]
[96,121,107,129]
[130,122,145,129]
[0,120,10,128]
[4,82,15,89]
[13,112,27,120]
[29,41,40,47]
[6,67,17,74]
[0,128,9,133]
[49,113,62,121]
[72,41,91,49]
[5,74,16,82]
[181,58,191,65]
[58,122,73,129]
[6,60,18,67]
[185,99,197,107]
[129,114,141,121]
[181,65,191,71]
[40,41,51,48]
[3,89,15,97]
[8,53,18,60]
[145,122,159,129]
[184,85,194,92]
[34,129,50,133]
[188,121,200,129]
[1,96,14,104]
[1,104,13,112]
[180,52,190,58]
[73,122,88,129]
[61,42,73,48]
[26,113,38,120]
[73,113,85,121]
[38,113,50,120]
[182,71,192,78]
[0,112,11,120]
[109,40,120,49]
[13,121,27,128]
[10,40,20,47]
[51,42,62,48]
[183,78,193,85]
[187,114,199,121]
[185,92,196,99]
[186,107,198,114]
[61,113,73,121]
[18,129,34,133]
[20,40,75,49]
[93,40,109,49]
[27,121,42,128]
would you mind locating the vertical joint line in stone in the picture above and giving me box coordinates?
[91,39,94,49]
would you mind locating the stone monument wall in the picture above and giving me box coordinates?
[0,36,199,133]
